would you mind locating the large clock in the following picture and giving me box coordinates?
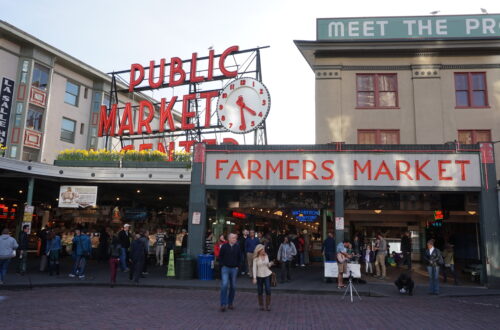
[216,77,270,134]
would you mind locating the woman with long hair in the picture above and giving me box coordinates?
[252,244,274,311]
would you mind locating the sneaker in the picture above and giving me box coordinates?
[68,274,76,278]
[0,280,4,285]
[78,275,85,279]
[301,264,305,267]
[142,272,149,275]
[123,268,130,273]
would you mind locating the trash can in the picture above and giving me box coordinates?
[198,254,215,280]
[176,257,194,280]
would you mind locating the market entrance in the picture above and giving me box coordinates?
[188,143,500,288]
[205,190,334,264]
[345,190,482,285]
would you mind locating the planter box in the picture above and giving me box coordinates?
[54,160,120,167]
[122,161,190,168]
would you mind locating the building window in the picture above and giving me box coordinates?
[356,74,398,108]
[458,130,491,144]
[80,123,85,135]
[454,72,488,108]
[26,106,44,131]
[32,63,50,90]
[60,118,76,143]
[64,81,80,106]
[358,130,400,144]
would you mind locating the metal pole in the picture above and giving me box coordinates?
[26,177,34,205]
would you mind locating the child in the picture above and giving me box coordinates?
[362,245,375,275]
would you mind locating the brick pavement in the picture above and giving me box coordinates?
[1,287,500,329]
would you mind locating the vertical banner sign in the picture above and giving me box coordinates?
[0,78,15,146]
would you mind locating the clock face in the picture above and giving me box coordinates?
[216,77,271,134]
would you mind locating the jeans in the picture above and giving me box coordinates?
[130,259,145,283]
[427,266,440,294]
[240,251,247,274]
[220,266,238,306]
[375,253,386,277]
[257,276,271,296]
[109,257,119,283]
[48,250,60,275]
[246,253,254,277]
[365,262,373,274]
[119,248,128,271]
[402,252,412,269]
[443,264,457,284]
[156,245,165,265]
[72,256,87,276]
[0,258,11,282]
[280,260,291,282]
[298,252,304,265]
[18,250,28,273]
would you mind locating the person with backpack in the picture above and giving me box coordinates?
[109,234,121,287]
[69,228,91,279]
[0,228,19,285]
[46,230,62,276]
[424,239,443,295]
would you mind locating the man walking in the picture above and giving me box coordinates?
[374,233,387,280]
[239,230,248,275]
[219,233,241,312]
[118,224,131,272]
[401,231,412,270]
[130,232,148,284]
[17,225,30,275]
[69,229,91,279]
[245,230,260,278]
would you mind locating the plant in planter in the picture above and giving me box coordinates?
[0,143,6,157]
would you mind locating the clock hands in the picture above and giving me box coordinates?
[236,96,257,130]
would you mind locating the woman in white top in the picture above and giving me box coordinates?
[253,244,274,311]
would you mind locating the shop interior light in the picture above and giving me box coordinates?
[136,189,141,193]
[159,196,163,200]
[19,190,23,194]
[0,197,3,201]
[468,210,477,215]
[55,198,59,201]
[116,197,120,201]
[374,210,382,214]
[273,210,283,216]
[212,222,217,225]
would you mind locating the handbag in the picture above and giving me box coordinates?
[271,272,277,287]
[337,252,346,263]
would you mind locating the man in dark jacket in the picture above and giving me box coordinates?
[322,232,336,261]
[219,233,241,312]
[424,239,443,295]
[395,272,414,295]
[17,225,30,275]
[401,231,412,270]
[117,224,131,272]
[129,233,148,284]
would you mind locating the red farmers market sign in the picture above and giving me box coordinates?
[205,153,481,188]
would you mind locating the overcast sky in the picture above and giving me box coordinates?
[2,0,499,144]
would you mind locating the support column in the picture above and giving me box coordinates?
[335,189,344,243]
[478,144,500,288]
[322,209,327,241]
[27,177,34,205]
[187,144,207,260]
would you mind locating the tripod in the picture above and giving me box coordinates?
[342,271,361,302]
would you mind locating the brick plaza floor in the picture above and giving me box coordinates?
[1,286,500,329]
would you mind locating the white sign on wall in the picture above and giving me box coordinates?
[205,153,481,188]
[58,186,98,208]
